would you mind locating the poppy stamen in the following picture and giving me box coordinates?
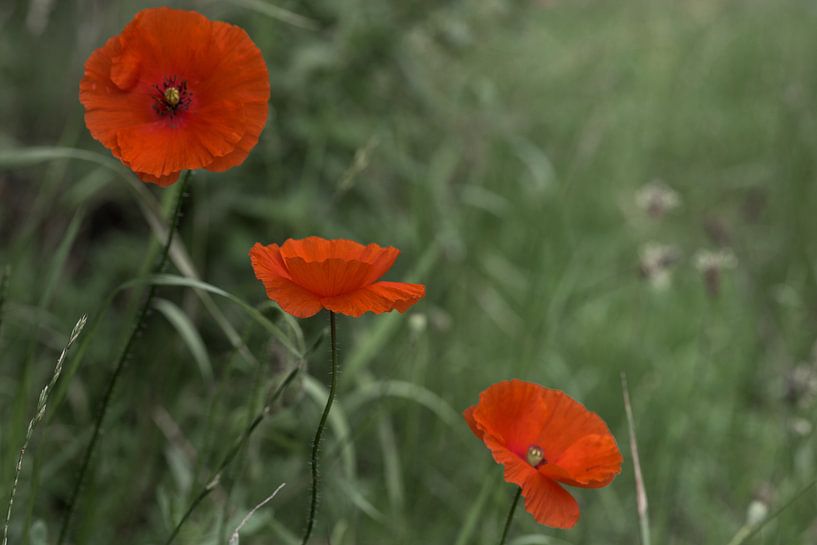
[152,76,192,118]
[526,445,546,467]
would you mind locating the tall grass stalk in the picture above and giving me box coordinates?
[621,372,650,545]
[56,172,190,545]
[2,314,87,545]
[164,366,299,545]
[301,311,338,545]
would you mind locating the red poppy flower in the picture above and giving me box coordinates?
[464,380,622,529]
[79,7,270,186]
[249,237,426,318]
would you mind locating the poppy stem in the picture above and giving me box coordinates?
[499,487,522,545]
[301,310,338,545]
[56,171,190,545]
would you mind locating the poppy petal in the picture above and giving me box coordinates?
[258,277,323,319]
[360,247,400,285]
[249,243,291,280]
[280,237,396,266]
[532,388,615,462]
[199,23,269,172]
[320,281,425,317]
[80,36,153,157]
[520,472,580,529]
[135,169,180,187]
[283,258,374,297]
[280,237,366,263]
[118,8,214,78]
[110,47,142,91]
[470,379,548,459]
[550,434,622,488]
[204,100,267,172]
[364,282,426,311]
[481,433,537,488]
[278,238,404,296]
[463,406,484,440]
[250,243,322,317]
[482,433,579,528]
[114,108,244,177]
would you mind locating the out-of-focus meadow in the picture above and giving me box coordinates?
[2,0,817,543]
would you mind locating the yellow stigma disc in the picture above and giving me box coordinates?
[164,87,181,107]
[526,445,545,466]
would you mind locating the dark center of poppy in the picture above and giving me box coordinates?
[526,445,546,467]
[152,76,192,118]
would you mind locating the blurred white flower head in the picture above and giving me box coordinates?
[790,417,813,437]
[409,313,428,336]
[785,363,817,409]
[746,499,769,526]
[694,249,737,296]
[635,180,682,218]
[639,243,681,289]
[694,249,738,272]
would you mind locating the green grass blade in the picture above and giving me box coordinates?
[0,265,9,342]
[0,147,125,172]
[0,145,264,370]
[153,298,214,383]
[220,0,318,30]
[144,274,303,359]
[453,473,497,545]
[377,416,405,518]
[344,380,462,432]
[47,272,303,422]
[39,208,84,310]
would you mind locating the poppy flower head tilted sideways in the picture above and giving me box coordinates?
[80,7,270,186]
[464,380,623,529]
[249,237,426,318]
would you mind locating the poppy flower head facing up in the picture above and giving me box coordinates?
[250,237,426,318]
[80,7,270,186]
[464,380,622,529]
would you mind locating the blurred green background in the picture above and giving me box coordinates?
[1,0,817,543]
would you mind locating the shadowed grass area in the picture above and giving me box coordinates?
[2,0,817,544]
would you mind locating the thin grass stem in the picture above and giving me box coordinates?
[2,315,86,545]
[301,311,338,545]
[621,372,650,545]
[228,483,286,545]
[56,171,190,545]
[499,487,521,545]
[163,367,299,545]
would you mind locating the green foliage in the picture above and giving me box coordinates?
[2,0,817,544]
